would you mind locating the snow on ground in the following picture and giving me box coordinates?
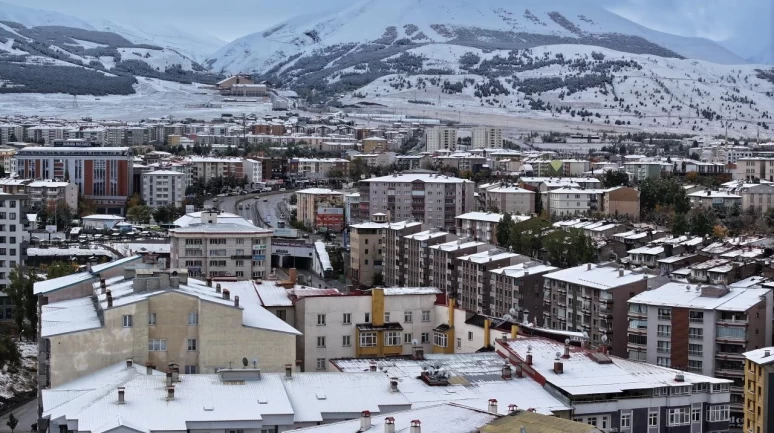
[0,341,36,400]
[117,47,194,72]
[99,55,116,69]
[0,38,27,55]
[0,78,275,121]
[0,23,26,39]
[69,38,109,49]
[48,44,90,64]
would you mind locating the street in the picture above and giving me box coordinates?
[0,399,37,433]
[204,192,291,229]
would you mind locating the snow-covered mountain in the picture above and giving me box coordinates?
[0,0,93,30]
[208,0,745,76]
[95,20,226,64]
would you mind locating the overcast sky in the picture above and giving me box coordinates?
[4,0,771,43]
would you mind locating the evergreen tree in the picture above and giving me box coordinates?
[496,213,514,247]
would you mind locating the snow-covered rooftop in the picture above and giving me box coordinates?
[34,256,141,295]
[429,239,488,252]
[404,230,450,241]
[296,188,344,195]
[382,287,441,296]
[628,282,770,312]
[315,241,332,271]
[171,223,271,234]
[363,173,472,184]
[456,212,531,224]
[627,245,665,255]
[489,263,558,279]
[543,264,648,290]
[27,247,115,258]
[458,250,522,265]
[173,211,259,228]
[744,347,774,365]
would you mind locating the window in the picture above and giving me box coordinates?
[188,312,198,325]
[148,313,157,325]
[707,405,729,422]
[422,311,430,322]
[689,310,704,323]
[658,308,672,320]
[342,335,351,347]
[317,336,326,347]
[404,333,412,344]
[688,360,703,372]
[364,312,371,323]
[360,332,377,347]
[689,327,704,339]
[672,385,691,395]
[653,387,669,396]
[343,313,351,324]
[692,408,701,422]
[716,326,745,339]
[620,414,631,429]
[317,314,326,326]
[657,357,672,367]
[468,331,473,341]
[385,331,401,346]
[689,343,703,356]
[187,339,197,351]
[185,365,197,374]
[404,311,413,323]
[657,341,671,353]
[276,310,287,321]
[657,324,671,337]
[648,412,658,427]
[148,339,167,351]
[433,332,447,347]
[668,408,690,426]
[421,332,430,343]
[587,417,597,427]
[384,312,391,322]
[456,338,461,349]
[316,358,326,370]
[122,315,133,328]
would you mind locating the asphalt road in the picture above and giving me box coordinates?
[204,192,291,229]
[0,399,37,433]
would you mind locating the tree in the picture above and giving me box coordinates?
[78,198,97,217]
[127,193,143,208]
[0,334,20,370]
[712,224,728,240]
[127,205,152,224]
[6,266,40,341]
[0,165,5,178]
[687,207,717,237]
[64,165,70,182]
[602,170,630,188]
[45,261,79,279]
[6,412,17,433]
[534,190,543,215]
[496,213,514,247]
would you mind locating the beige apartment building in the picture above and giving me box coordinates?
[383,221,424,287]
[471,127,503,148]
[0,178,78,210]
[457,250,527,315]
[349,214,388,288]
[425,127,458,152]
[455,211,531,246]
[169,213,272,280]
[359,173,474,230]
[484,186,535,215]
[295,188,345,231]
[428,239,492,297]
[489,262,558,320]
[0,146,14,174]
[38,265,299,387]
[542,263,650,357]
[183,156,244,184]
[403,229,456,287]
[737,183,774,213]
[736,157,774,181]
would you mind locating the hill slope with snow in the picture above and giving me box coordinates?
[208,0,744,76]
[0,0,93,30]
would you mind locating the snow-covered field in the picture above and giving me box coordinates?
[0,78,275,121]
[0,341,36,400]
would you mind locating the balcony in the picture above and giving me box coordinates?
[715,368,745,378]
[717,317,748,326]
[629,327,647,335]
[716,351,745,361]
[627,342,646,351]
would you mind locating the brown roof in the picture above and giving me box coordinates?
[481,412,600,433]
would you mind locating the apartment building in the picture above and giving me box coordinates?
[0,193,27,310]
[0,124,22,145]
[429,239,491,297]
[455,212,531,246]
[403,229,456,287]
[362,137,388,153]
[489,262,558,320]
[628,282,773,424]
[359,173,474,230]
[183,156,244,184]
[457,250,528,315]
[738,183,774,213]
[15,147,134,215]
[0,179,77,210]
[243,158,263,186]
[383,221,424,287]
[295,188,345,232]
[290,158,349,180]
[169,213,272,280]
[499,336,733,433]
[294,287,440,371]
[602,186,640,221]
[425,127,458,152]
[542,264,650,356]
[736,157,774,181]
[471,127,503,148]
[623,161,668,181]
[743,348,774,433]
[141,170,185,209]
[485,186,535,215]
[547,188,604,217]
[349,214,388,288]
[0,146,14,174]
[688,190,742,208]
[36,264,299,387]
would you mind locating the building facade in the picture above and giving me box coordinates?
[349,215,388,288]
[295,188,346,232]
[141,170,185,209]
[425,127,458,152]
[485,186,535,215]
[743,347,774,433]
[456,250,527,315]
[383,221,424,287]
[471,127,503,149]
[0,179,77,211]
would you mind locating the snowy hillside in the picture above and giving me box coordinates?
[0,0,93,30]
[208,0,744,76]
[338,44,774,138]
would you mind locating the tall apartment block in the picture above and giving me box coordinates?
[383,221,424,287]
[358,173,474,231]
[15,147,134,215]
[456,250,527,315]
[489,262,558,321]
[425,127,458,152]
[428,239,491,298]
[403,229,456,287]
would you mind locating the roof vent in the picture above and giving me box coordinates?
[488,398,498,414]
[385,417,396,433]
[675,373,685,382]
[117,387,125,404]
[360,410,372,431]
[410,420,421,433]
[765,350,771,358]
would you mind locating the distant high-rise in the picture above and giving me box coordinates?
[425,127,458,152]
[471,127,503,148]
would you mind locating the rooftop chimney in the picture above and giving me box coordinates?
[619,268,624,277]
[563,341,571,359]
[553,356,564,374]
[145,362,153,375]
[166,369,173,386]
[370,361,377,372]
[234,296,240,308]
[106,289,113,308]
[166,385,175,401]
[389,377,399,392]
[289,268,298,284]
[501,363,512,380]
[215,283,221,293]
[384,417,396,433]
[488,398,498,414]
[100,278,107,294]
[587,263,592,271]
[207,278,212,288]
[126,358,133,369]
[514,363,523,378]
[675,373,685,382]
[117,387,125,404]
[360,410,372,430]
[285,364,292,379]
[223,288,230,300]
[410,420,421,433]
[526,353,533,366]
[765,350,771,358]
[508,404,518,414]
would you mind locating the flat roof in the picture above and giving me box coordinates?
[489,263,558,279]
[362,173,472,184]
[171,223,271,234]
[628,282,770,311]
[382,287,441,296]
[34,256,142,295]
[543,264,648,290]
[458,250,522,264]
[456,212,532,224]
[744,347,774,365]
[429,239,488,252]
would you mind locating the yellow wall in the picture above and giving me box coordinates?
[745,359,770,433]
[372,288,385,326]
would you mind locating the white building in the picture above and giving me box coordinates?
[243,158,263,186]
[471,127,503,149]
[141,170,185,209]
[547,188,604,217]
[425,127,458,152]
[485,186,535,215]
[0,192,27,308]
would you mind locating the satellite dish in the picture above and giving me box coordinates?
[565,338,570,344]
[509,308,516,316]
[242,357,249,367]
[555,351,561,359]
[601,335,608,343]
[412,339,418,346]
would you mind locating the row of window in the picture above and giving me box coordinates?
[147,338,197,351]
[124,312,198,327]
[589,405,730,430]
[316,311,431,326]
